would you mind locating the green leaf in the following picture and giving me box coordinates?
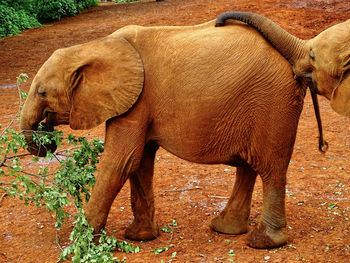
[151,245,169,255]
[228,249,236,257]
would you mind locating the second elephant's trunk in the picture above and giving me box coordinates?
[215,11,307,65]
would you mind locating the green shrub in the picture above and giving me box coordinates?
[36,0,99,22]
[1,0,37,12]
[36,0,78,22]
[76,0,99,12]
[0,4,41,37]
[0,0,99,38]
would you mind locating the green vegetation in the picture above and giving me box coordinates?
[0,74,140,262]
[227,249,236,262]
[0,0,99,37]
[160,219,178,233]
[150,245,171,255]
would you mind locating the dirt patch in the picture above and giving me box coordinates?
[0,0,350,262]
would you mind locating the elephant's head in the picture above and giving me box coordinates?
[216,12,350,116]
[20,34,144,156]
[309,23,350,115]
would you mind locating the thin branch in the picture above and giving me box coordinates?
[16,82,24,117]
[0,82,22,138]
[55,228,64,252]
[52,153,61,162]
[162,186,201,193]
[55,146,82,155]
[0,183,12,187]
[67,192,80,211]
[2,163,56,183]
[207,195,229,199]
[0,119,16,138]
[153,229,174,244]
[4,153,32,160]
[21,170,56,183]
[0,192,7,207]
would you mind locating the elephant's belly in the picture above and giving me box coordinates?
[159,138,245,165]
[150,120,247,165]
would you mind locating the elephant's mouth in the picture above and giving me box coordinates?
[21,111,69,157]
[45,111,70,126]
[22,122,57,157]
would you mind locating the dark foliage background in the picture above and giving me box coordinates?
[0,0,99,37]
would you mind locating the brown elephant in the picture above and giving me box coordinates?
[20,12,350,249]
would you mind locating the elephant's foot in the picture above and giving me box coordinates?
[125,219,160,241]
[246,222,287,249]
[209,213,248,235]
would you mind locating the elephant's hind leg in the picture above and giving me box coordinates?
[125,141,160,241]
[210,164,257,235]
[246,166,288,249]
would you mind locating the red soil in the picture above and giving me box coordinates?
[0,0,350,262]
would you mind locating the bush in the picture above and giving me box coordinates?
[0,5,41,37]
[36,0,99,22]
[36,0,79,22]
[0,0,99,38]
[76,0,99,12]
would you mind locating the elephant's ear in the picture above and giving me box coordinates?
[69,37,144,130]
[330,55,350,116]
[330,82,350,117]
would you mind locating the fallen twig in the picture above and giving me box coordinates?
[207,195,229,199]
[0,192,7,207]
[162,186,201,193]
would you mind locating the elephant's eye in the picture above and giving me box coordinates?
[38,91,47,98]
[343,54,350,68]
[309,50,315,61]
[343,59,350,76]
[344,60,350,69]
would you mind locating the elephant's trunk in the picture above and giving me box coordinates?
[20,98,57,157]
[215,11,307,66]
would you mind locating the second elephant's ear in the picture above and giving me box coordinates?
[330,82,350,117]
[69,37,144,130]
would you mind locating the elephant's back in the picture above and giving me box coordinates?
[137,20,296,98]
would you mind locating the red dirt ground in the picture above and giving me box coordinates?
[1,0,350,262]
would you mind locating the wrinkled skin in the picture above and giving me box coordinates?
[20,13,350,249]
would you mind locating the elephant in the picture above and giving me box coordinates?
[19,11,350,249]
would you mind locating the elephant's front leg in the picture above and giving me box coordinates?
[210,164,257,234]
[85,119,146,234]
[125,141,160,241]
[85,156,129,234]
